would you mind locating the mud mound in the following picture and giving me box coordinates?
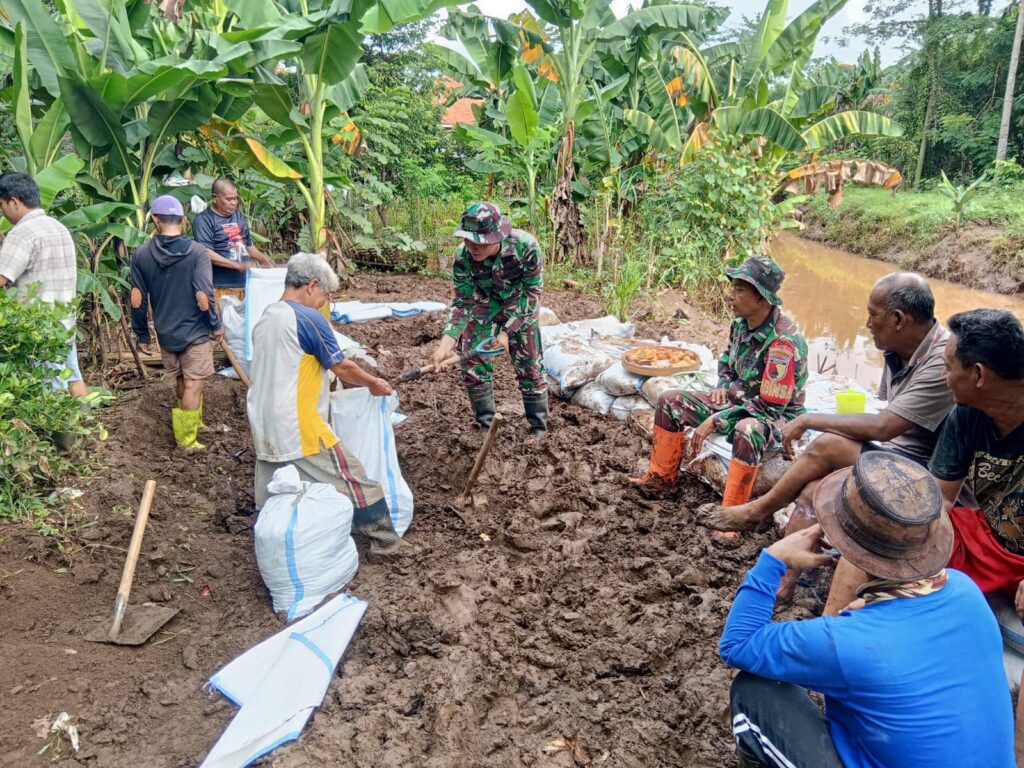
[0,275,768,767]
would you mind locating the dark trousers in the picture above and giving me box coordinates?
[730,672,845,768]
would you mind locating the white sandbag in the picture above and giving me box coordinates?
[544,334,615,390]
[330,389,414,536]
[244,267,288,360]
[254,466,358,621]
[641,370,718,407]
[538,306,560,326]
[546,374,578,400]
[610,395,653,422]
[219,296,249,380]
[571,381,616,415]
[596,362,644,396]
[540,315,634,347]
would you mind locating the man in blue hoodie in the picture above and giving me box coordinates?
[131,195,223,450]
[720,450,1013,768]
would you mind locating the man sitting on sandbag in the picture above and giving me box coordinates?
[720,451,1013,768]
[827,309,1024,617]
[703,273,952,545]
[247,252,401,553]
[630,255,807,508]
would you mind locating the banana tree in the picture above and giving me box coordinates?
[209,0,448,252]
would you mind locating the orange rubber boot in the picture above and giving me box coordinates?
[629,425,685,491]
[722,458,760,507]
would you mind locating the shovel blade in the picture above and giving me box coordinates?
[85,604,180,646]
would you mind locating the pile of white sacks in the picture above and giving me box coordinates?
[539,312,718,417]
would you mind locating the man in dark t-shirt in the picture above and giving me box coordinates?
[192,176,273,299]
[927,309,1024,613]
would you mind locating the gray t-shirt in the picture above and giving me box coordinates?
[879,322,954,462]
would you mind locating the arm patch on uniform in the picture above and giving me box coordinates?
[760,340,796,405]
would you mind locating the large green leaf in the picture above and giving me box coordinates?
[60,201,138,230]
[254,83,304,128]
[764,0,849,74]
[802,110,903,151]
[788,85,836,119]
[300,21,363,85]
[576,73,628,124]
[453,123,512,148]
[425,42,488,91]
[715,106,806,152]
[94,58,227,110]
[738,0,788,90]
[12,23,34,174]
[29,99,70,171]
[623,109,672,153]
[359,0,449,35]
[324,64,370,114]
[4,0,78,97]
[599,5,710,41]
[506,89,540,149]
[66,0,147,70]
[223,0,283,27]
[147,86,221,146]
[59,76,134,173]
[35,154,86,210]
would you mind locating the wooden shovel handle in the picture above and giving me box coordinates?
[462,412,504,498]
[220,341,250,387]
[110,480,156,638]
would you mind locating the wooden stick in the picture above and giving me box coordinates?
[462,412,504,498]
[397,353,461,383]
[220,341,250,387]
[110,287,147,380]
[109,480,157,640]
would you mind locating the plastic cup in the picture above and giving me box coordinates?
[836,389,866,414]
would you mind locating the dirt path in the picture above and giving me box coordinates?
[0,275,782,767]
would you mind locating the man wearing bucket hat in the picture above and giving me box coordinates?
[130,195,223,449]
[428,202,549,437]
[720,451,1013,768]
[631,255,807,506]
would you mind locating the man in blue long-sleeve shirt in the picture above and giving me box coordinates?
[720,451,1013,768]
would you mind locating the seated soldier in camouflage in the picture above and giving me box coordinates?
[631,255,808,506]
[428,202,549,437]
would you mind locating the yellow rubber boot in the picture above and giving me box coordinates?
[172,407,206,450]
[629,425,685,491]
[722,458,760,507]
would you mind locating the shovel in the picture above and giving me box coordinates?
[396,334,506,384]
[86,480,180,646]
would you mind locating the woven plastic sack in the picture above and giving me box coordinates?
[544,334,614,390]
[596,362,644,396]
[571,381,616,415]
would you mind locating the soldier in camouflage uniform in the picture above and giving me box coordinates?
[429,202,549,437]
[631,255,808,507]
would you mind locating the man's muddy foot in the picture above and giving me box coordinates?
[698,502,769,532]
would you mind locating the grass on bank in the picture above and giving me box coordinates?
[806,186,1024,259]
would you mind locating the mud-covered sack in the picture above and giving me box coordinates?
[571,381,616,415]
[610,395,653,422]
[596,362,644,397]
[641,370,718,407]
[546,373,578,400]
[540,315,634,347]
[544,334,615,389]
[538,306,560,326]
[330,388,414,536]
[254,465,358,621]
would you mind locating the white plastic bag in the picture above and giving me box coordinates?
[596,362,644,396]
[546,374,577,400]
[538,306,560,326]
[244,267,289,359]
[611,395,653,421]
[219,296,250,380]
[641,370,718,407]
[544,334,615,390]
[571,381,616,415]
[254,466,358,620]
[540,315,634,347]
[330,389,414,536]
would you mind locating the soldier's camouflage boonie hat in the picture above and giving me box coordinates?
[454,202,512,245]
[726,254,785,306]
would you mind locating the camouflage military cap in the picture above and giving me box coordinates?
[726,254,785,306]
[454,202,512,245]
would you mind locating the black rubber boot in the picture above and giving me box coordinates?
[468,384,496,429]
[522,390,549,438]
[352,498,401,553]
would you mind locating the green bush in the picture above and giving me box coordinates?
[0,291,95,524]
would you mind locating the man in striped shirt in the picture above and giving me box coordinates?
[248,253,401,552]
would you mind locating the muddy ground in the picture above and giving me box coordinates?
[0,275,811,767]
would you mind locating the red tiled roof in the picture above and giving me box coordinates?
[441,97,483,126]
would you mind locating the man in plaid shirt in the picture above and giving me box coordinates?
[0,172,85,398]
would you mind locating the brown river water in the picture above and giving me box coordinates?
[770,232,1024,390]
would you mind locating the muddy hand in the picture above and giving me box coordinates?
[429,335,458,373]
[766,524,834,571]
[369,377,393,397]
[781,415,808,458]
[688,415,716,456]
